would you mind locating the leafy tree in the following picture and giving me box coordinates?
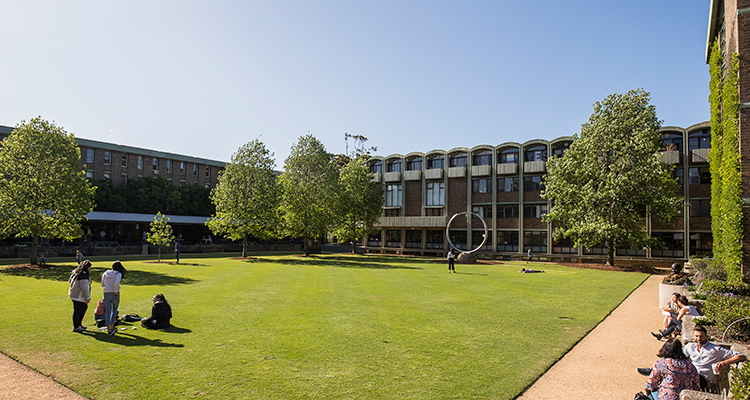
[178,183,215,216]
[92,178,127,212]
[333,158,384,253]
[542,89,682,266]
[331,133,377,171]
[279,134,339,256]
[124,176,181,214]
[207,139,280,257]
[0,118,95,265]
[147,212,174,262]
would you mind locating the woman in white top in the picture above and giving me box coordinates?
[101,261,127,336]
[652,295,700,340]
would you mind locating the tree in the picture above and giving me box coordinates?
[0,118,95,265]
[333,158,384,253]
[206,139,280,257]
[279,134,339,256]
[147,212,174,262]
[542,89,682,266]
[331,133,377,171]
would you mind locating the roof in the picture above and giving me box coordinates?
[86,211,210,225]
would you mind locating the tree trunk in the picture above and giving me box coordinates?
[30,233,39,265]
[158,246,161,262]
[304,236,309,256]
[242,236,247,258]
[607,240,615,266]
[351,240,356,254]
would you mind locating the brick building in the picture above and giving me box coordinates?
[364,123,712,263]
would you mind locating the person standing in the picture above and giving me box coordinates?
[75,250,83,264]
[447,249,456,273]
[527,248,533,263]
[68,260,92,332]
[101,261,127,336]
[174,240,181,264]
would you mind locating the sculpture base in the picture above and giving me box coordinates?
[457,252,476,264]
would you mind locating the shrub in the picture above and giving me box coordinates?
[732,363,750,400]
[702,293,750,339]
[701,280,750,297]
[690,258,727,282]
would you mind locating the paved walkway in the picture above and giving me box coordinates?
[0,274,665,400]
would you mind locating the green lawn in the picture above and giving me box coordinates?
[0,254,646,399]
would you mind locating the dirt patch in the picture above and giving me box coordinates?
[554,262,659,274]
[1,263,63,270]
[228,257,259,260]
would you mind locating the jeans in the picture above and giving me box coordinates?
[661,318,682,336]
[103,292,120,326]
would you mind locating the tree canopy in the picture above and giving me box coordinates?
[92,177,214,216]
[206,139,280,257]
[332,158,384,253]
[0,118,95,264]
[279,135,339,255]
[542,89,682,266]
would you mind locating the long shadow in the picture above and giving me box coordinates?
[80,330,185,347]
[259,255,424,270]
[0,265,199,286]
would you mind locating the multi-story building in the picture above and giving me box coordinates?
[0,125,225,189]
[364,123,712,262]
[707,0,750,275]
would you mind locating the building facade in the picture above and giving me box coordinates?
[364,123,712,262]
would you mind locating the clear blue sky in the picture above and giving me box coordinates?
[0,1,711,166]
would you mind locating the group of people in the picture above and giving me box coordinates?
[652,293,700,340]
[641,326,746,399]
[67,257,173,336]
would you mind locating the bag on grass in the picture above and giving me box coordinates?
[123,314,142,322]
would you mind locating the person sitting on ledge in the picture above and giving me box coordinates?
[520,268,544,273]
[652,295,699,340]
[141,293,172,330]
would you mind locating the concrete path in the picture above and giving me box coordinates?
[0,274,665,400]
[518,274,665,399]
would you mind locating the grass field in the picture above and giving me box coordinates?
[0,254,647,399]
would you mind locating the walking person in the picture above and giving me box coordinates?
[101,261,127,336]
[447,249,456,273]
[527,248,533,263]
[75,249,83,264]
[174,240,181,264]
[68,260,92,332]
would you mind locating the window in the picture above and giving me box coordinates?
[472,178,492,193]
[370,160,383,174]
[472,205,492,219]
[137,156,143,170]
[497,231,519,251]
[425,208,443,216]
[180,162,185,175]
[180,180,186,187]
[689,199,711,217]
[167,160,172,173]
[121,173,128,185]
[498,177,519,192]
[104,151,111,166]
[405,230,422,248]
[426,230,444,249]
[673,167,683,185]
[688,129,711,151]
[368,231,382,247]
[205,183,211,189]
[386,159,402,173]
[206,167,210,179]
[472,150,492,166]
[153,158,159,171]
[552,142,571,157]
[661,132,683,152]
[524,176,544,191]
[385,184,402,207]
[498,204,519,218]
[688,167,710,185]
[406,157,422,171]
[86,149,93,163]
[384,209,400,217]
[651,232,684,258]
[103,171,111,179]
[472,230,491,250]
[553,237,577,254]
[449,153,467,168]
[690,232,713,257]
[121,154,128,167]
[426,182,444,206]
[524,231,548,252]
[524,145,547,162]
[448,230,467,251]
[85,169,93,179]
[193,164,198,176]
[385,230,401,247]
[524,204,548,218]
[499,148,519,164]
[427,155,444,169]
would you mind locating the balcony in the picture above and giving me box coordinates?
[471,165,492,177]
[447,166,466,178]
[375,216,447,228]
[523,161,546,173]
[384,171,401,182]
[425,168,444,180]
[496,163,518,175]
[404,170,422,181]
[660,151,681,164]
[371,172,382,183]
[692,148,710,163]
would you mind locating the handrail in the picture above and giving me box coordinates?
[721,317,750,342]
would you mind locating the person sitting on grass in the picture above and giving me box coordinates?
[141,294,172,330]
[652,295,699,340]
[520,268,545,273]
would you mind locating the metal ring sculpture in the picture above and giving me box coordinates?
[446,211,488,254]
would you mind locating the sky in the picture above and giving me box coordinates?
[0,1,711,166]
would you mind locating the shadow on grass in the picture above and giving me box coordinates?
[81,330,185,347]
[453,271,489,276]
[0,265,199,286]
[258,255,425,270]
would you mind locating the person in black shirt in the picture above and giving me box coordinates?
[141,293,172,329]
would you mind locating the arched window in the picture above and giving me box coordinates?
[370,160,383,174]
[449,152,468,168]
[498,148,519,164]
[426,155,444,169]
[472,150,492,166]
[524,145,547,162]
[661,132,683,152]
[551,142,572,158]
[406,156,423,171]
[688,129,711,151]
[386,158,402,173]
